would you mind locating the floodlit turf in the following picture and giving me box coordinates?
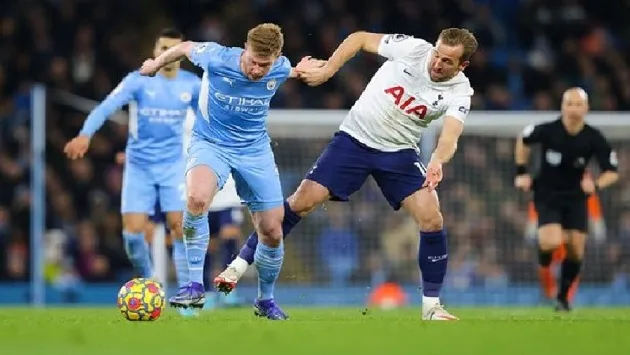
[0,307,629,355]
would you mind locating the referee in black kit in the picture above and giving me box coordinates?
[514,87,619,311]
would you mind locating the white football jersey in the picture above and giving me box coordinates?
[340,34,474,152]
[183,109,242,211]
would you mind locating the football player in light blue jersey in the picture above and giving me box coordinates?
[64,29,199,297]
[140,23,323,320]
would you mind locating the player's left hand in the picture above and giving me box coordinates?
[299,64,335,86]
[581,172,596,194]
[139,59,161,76]
[422,159,443,191]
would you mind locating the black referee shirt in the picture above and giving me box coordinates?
[521,118,618,196]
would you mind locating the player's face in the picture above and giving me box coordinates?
[429,41,468,82]
[242,45,278,81]
[561,92,589,121]
[154,37,183,71]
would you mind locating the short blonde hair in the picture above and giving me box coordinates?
[247,23,284,57]
[438,28,478,62]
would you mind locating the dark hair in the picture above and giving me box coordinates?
[157,28,184,40]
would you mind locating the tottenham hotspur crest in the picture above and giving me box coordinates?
[267,79,277,91]
[432,94,444,107]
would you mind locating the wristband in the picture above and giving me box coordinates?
[516,165,528,176]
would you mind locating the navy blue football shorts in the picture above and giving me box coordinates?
[305,131,427,210]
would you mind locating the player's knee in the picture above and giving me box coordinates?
[255,219,283,247]
[418,210,444,232]
[538,225,563,251]
[186,193,208,215]
[122,214,146,234]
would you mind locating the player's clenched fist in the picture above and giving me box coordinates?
[139,59,161,77]
[64,135,90,160]
[422,159,443,191]
[514,174,532,192]
[294,56,327,77]
[299,64,335,86]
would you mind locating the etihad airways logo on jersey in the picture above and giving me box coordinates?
[139,108,187,124]
[139,108,188,117]
[214,92,271,106]
[213,92,270,114]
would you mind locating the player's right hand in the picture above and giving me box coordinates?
[139,59,160,76]
[422,159,443,191]
[514,174,532,192]
[63,135,90,160]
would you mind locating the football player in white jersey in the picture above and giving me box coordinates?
[215,28,477,320]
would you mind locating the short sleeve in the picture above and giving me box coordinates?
[593,131,618,172]
[521,123,548,145]
[378,34,431,61]
[445,95,471,123]
[189,41,224,70]
[274,56,292,81]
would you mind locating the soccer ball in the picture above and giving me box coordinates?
[117,278,165,321]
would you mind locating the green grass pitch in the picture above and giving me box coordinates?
[1,307,630,355]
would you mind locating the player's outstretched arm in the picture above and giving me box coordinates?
[300,31,384,86]
[139,41,196,76]
[80,76,137,138]
[326,31,383,71]
[64,74,137,159]
[290,56,327,78]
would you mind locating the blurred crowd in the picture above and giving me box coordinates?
[1,0,630,288]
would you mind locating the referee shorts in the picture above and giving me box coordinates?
[533,193,588,232]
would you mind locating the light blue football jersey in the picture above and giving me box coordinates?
[189,42,292,149]
[80,70,201,164]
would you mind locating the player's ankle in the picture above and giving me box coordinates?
[230,257,249,276]
[422,296,440,308]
